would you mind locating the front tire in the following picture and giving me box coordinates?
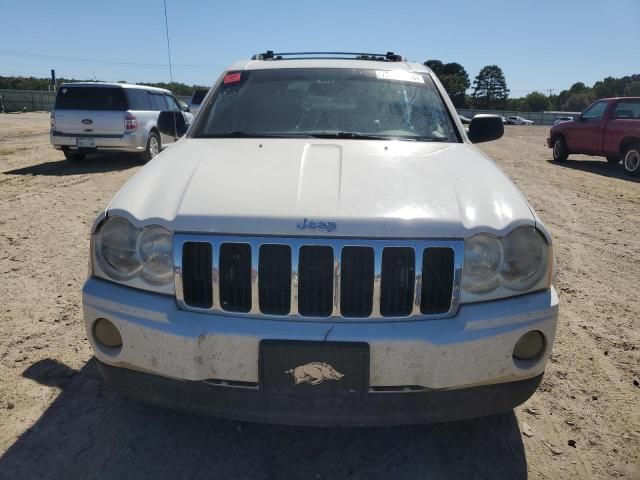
[552,137,568,162]
[623,143,640,177]
[139,131,160,163]
[63,149,86,162]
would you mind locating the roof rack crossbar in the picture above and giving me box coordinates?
[251,51,404,62]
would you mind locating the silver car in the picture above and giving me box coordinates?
[50,82,193,162]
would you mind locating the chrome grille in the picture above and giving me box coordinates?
[174,235,463,320]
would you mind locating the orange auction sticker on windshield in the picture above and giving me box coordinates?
[224,73,241,84]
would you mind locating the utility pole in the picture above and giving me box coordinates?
[163,0,174,84]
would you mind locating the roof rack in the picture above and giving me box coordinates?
[251,51,405,62]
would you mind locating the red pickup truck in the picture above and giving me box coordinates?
[548,97,640,176]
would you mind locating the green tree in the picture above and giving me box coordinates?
[424,60,470,107]
[471,65,509,109]
[569,82,588,93]
[562,92,595,112]
[624,80,640,96]
[522,91,549,111]
[593,76,624,98]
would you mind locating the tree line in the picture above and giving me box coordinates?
[0,76,207,97]
[425,59,639,112]
[1,66,639,112]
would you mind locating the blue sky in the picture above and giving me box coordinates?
[0,0,638,97]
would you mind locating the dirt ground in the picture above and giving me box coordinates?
[0,112,638,479]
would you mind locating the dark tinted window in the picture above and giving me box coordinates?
[191,89,208,105]
[150,93,168,111]
[55,86,128,110]
[194,68,457,142]
[613,100,640,119]
[127,89,152,110]
[165,94,181,111]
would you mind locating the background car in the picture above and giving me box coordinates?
[50,82,193,162]
[507,116,534,125]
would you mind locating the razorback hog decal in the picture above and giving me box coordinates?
[285,362,344,385]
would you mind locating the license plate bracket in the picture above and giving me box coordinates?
[76,137,95,148]
[259,341,369,396]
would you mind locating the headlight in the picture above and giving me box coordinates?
[500,226,549,291]
[462,226,551,302]
[93,216,174,294]
[461,234,502,293]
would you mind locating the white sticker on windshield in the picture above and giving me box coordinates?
[375,70,425,83]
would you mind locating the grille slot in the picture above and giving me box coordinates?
[340,247,374,317]
[298,246,334,317]
[219,243,252,312]
[380,247,415,317]
[182,242,213,309]
[258,244,292,315]
[421,247,455,314]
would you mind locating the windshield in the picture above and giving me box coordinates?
[193,68,458,142]
[55,86,128,111]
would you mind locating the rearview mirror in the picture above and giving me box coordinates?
[468,114,504,143]
[157,111,188,138]
[179,101,191,113]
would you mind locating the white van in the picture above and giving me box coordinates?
[50,82,193,162]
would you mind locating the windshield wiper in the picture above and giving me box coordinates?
[195,131,298,139]
[306,132,396,141]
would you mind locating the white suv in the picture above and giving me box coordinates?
[83,52,558,426]
[50,82,193,162]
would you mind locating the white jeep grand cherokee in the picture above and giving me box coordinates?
[83,51,558,426]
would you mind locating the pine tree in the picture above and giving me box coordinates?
[471,65,509,109]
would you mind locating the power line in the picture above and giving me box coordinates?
[0,49,220,69]
[162,0,174,83]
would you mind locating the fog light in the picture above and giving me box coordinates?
[93,318,122,348]
[513,330,544,360]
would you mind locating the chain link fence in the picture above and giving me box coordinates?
[0,89,192,113]
[0,89,575,125]
[0,89,56,112]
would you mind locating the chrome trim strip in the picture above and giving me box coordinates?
[412,247,424,315]
[249,241,260,315]
[332,245,341,317]
[290,243,300,316]
[211,240,221,311]
[174,234,463,322]
[371,247,383,317]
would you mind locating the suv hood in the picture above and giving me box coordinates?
[107,138,535,238]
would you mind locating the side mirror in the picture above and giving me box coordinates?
[578,114,586,122]
[179,101,190,113]
[157,111,188,138]
[468,114,504,143]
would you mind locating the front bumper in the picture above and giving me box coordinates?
[83,278,558,424]
[546,137,553,148]
[50,130,146,153]
[97,359,543,426]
